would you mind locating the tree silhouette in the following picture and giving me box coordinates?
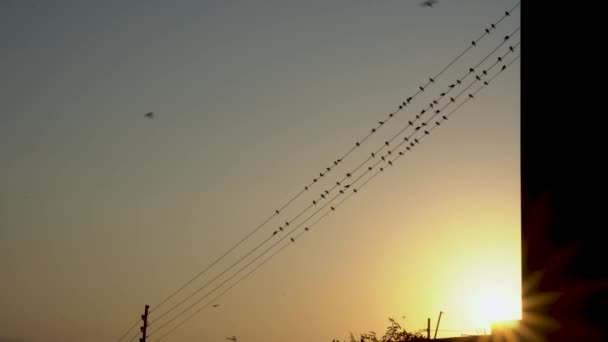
[333,318,427,342]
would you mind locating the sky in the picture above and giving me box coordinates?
[0,1,520,341]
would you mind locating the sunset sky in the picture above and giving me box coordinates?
[0,1,520,341]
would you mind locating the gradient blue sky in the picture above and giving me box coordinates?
[1,1,520,341]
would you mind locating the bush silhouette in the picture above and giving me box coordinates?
[333,317,427,342]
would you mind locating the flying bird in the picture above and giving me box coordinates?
[420,0,438,8]
[144,112,154,119]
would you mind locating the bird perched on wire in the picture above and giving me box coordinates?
[213,304,220,308]
[420,0,438,8]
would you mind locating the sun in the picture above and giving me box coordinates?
[469,285,522,331]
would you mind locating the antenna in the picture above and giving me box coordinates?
[433,311,444,339]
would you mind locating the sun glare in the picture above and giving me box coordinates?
[470,285,522,331]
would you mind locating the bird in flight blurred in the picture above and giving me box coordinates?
[144,112,154,119]
[420,0,438,8]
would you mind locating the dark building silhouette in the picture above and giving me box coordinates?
[520,1,607,341]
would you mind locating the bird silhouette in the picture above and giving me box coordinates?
[144,112,154,119]
[290,238,295,242]
[429,77,435,83]
[472,40,476,46]
[371,128,376,133]
[485,28,490,34]
[442,115,448,120]
[356,142,360,147]
[213,304,220,308]
[304,227,309,231]
[420,0,438,8]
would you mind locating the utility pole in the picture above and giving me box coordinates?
[140,305,149,342]
[433,311,443,339]
[427,318,431,339]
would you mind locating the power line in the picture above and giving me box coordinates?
[118,6,520,338]
[145,54,519,340]
[154,240,291,342]
[117,319,140,342]
[145,37,520,339]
